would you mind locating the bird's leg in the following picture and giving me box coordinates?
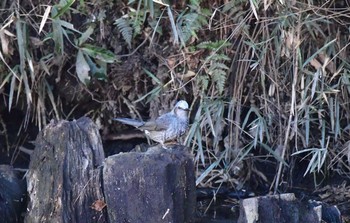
[161,142,168,150]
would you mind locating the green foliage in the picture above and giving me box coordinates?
[242,106,270,147]
[0,0,118,130]
[186,98,226,165]
[177,10,208,46]
[117,0,209,48]
[134,68,162,104]
[183,0,350,192]
[115,0,155,46]
[197,40,231,50]
[52,0,75,19]
[51,2,116,84]
[196,41,231,95]
[196,74,209,92]
[114,17,133,48]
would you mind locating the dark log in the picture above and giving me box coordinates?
[25,118,106,223]
[103,145,196,223]
[238,193,321,223]
[0,165,26,223]
[196,187,253,200]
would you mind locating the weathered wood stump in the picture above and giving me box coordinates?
[0,165,26,223]
[25,117,196,223]
[103,146,196,223]
[238,193,321,223]
[25,118,106,223]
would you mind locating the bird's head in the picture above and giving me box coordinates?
[174,100,189,118]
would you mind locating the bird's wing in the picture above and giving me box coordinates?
[113,118,144,128]
[140,114,175,131]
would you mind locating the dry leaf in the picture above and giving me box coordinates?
[91,199,107,211]
[0,30,10,56]
[310,58,322,70]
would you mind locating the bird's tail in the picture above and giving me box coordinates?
[113,118,144,128]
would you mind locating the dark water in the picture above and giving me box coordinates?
[196,198,239,223]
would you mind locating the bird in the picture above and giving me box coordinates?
[113,100,189,148]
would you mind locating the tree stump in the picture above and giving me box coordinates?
[0,165,26,223]
[25,118,106,223]
[25,117,196,223]
[103,146,196,223]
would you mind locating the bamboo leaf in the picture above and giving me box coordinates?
[142,68,162,85]
[78,25,94,45]
[52,0,75,19]
[39,5,52,34]
[196,158,221,186]
[302,39,336,68]
[8,72,16,111]
[76,50,91,84]
[80,44,117,63]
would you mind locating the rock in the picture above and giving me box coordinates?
[25,118,106,223]
[309,200,342,223]
[238,193,321,223]
[103,145,196,223]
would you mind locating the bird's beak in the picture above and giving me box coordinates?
[179,107,190,111]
